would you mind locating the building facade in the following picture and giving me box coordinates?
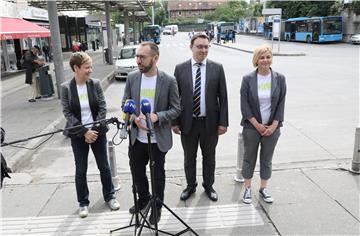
[168,0,228,23]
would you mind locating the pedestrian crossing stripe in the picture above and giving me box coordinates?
[2,204,263,235]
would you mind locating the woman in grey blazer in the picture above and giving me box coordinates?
[60,52,119,218]
[240,45,286,204]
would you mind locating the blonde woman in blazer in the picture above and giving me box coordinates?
[240,45,286,204]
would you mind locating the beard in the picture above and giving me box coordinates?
[138,60,153,73]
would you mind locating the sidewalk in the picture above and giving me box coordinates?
[1,77,359,235]
[213,34,306,56]
[2,161,359,235]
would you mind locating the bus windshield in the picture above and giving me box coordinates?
[143,25,161,44]
[323,18,342,35]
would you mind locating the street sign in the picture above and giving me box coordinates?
[273,18,281,38]
[262,8,282,15]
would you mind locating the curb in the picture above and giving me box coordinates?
[213,43,306,56]
[10,70,115,171]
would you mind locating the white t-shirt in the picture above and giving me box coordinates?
[137,74,157,143]
[257,73,272,125]
[77,84,94,128]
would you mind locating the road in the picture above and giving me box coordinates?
[16,32,358,177]
[1,32,359,236]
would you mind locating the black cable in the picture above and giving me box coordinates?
[7,133,55,150]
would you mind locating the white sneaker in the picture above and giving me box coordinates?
[259,188,274,203]
[242,187,252,204]
[79,206,88,218]
[107,199,120,210]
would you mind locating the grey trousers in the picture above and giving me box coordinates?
[181,119,219,189]
[241,128,281,180]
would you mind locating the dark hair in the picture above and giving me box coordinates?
[139,42,159,56]
[33,45,40,51]
[190,33,209,46]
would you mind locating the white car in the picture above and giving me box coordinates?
[350,34,360,44]
[115,45,138,80]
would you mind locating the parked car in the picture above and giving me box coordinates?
[350,34,360,44]
[114,45,138,80]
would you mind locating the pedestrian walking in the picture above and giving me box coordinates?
[23,45,44,102]
[60,52,120,218]
[173,33,229,202]
[42,43,50,62]
[122,42,180,224]
[240,45,287,204]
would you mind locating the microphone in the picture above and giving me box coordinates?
[119,99,136,139]
[140,98,154,136]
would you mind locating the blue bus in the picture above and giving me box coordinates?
[217,22,235,40]
[284,16,342,43]
[143,25,161,44]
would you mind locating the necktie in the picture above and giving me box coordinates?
[193,63,202,116]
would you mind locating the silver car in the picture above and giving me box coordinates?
[115,45,138,80]
[350,34,360,44]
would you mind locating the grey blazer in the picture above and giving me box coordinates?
[122,69,181,152]
[61,78,108,138]
[240,69,286,129]
[173,59,229,135]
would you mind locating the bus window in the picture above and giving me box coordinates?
[323,19,342,35]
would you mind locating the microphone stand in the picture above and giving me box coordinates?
[136,115,199,236]
[110,126,152,235]
[1,117,121,147]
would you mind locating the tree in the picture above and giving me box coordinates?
[144,1,169,26]
[205,0,250,22]
[267,1,338,19]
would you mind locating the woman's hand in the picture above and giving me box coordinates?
[256,123,267,136]
[84,130,98,143]
[263,121,279,137]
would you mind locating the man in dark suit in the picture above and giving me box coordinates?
[173,33,229,202]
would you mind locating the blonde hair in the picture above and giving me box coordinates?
[69,52,92,72]
[252,45,272,68]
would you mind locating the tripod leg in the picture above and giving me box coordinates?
[160,201,199,236]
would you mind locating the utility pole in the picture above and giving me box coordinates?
[152,5,155,25]
[47,1,65,99]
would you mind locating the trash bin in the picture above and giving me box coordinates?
[104,48,109,63]
[36,65,54,98]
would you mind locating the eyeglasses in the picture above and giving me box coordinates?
[136,54,153,61]
[194,44,210,50]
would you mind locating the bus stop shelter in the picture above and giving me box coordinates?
[27,0,151,98]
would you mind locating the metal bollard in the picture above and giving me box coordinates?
[350,127,360,174]
[108,141,121,190]
[234,132,245,182]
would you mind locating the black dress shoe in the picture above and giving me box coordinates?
[204,187,218,201]
[35,96,41,99]
[129,198,150,214]
[180,187,196,201]
[28,99,36,102]
[149,208,162,225]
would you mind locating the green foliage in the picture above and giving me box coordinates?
[267,1,338,19]
[205,0,250,22]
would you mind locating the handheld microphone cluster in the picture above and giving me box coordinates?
[140,99,154,136]
[119,99,136,139]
